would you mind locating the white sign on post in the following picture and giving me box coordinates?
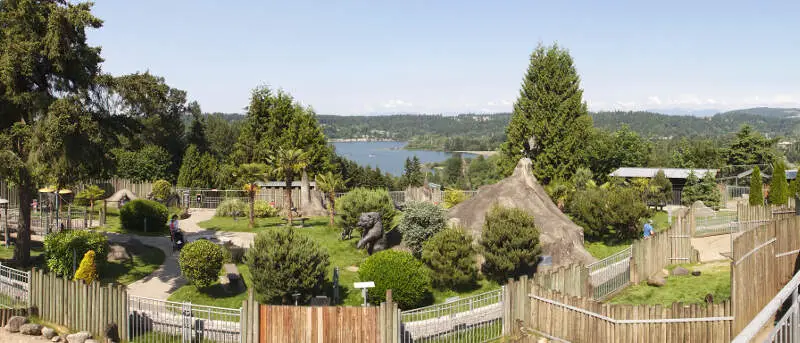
[353,282,375,307]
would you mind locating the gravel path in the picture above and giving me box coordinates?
[0,331,53,343]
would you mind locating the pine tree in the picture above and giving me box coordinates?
[650,169,673,205]
[750,166,764,206]
[681,171,701,206]
[185,103,210,154]
[698,172,721,208]
[769,161,789,205]
[402,158,414,188]
[411,156,423,187]
[499,43,592,183]
[74,250,98,285]
[177,145,217,188]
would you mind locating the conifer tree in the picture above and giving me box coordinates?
[499,43,592,183]
[74,250,98,285]
[750,166,764,206]
[769,161,789,205]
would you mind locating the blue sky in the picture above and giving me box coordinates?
[88,1,800,115]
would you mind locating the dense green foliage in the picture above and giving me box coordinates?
[246,229,330,304]
[769,161,789,205]
[421,227,479,290]
[215,199,248,217]
[320,114,510,143]
[681,172,721,208]
[499,44,592,182]
[336,188,397,238]
[727,125,778,167]
[113,145,174,183]
[253,200,278,218]
[358,250,431,309]
[73,250,98,285]
[480,206,542,283]
[177,145,218,188]
[316,172,346,227]
[151,180,172,202]
[648,170,673,206]
[179,240,225,288]
[120,199,169,233]
[443,189,467,209]
[750,167,764,206]
[401,157,424,188]
[44,230,108,277]
[568,185,652,241]
[397,202,448,257]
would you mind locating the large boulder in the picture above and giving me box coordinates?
[66,331,92,343]
[4,316,27,332]
[691,201,715,217]
[448,158,595,267]
[671,266,689,276]
[647,275,666,287]
[20,323,42,335]
[42,327,57,339]
[300,171,328,217]
[107,244,131,262]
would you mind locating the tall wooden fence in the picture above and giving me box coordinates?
[630,208,698,283]
[259,303,393,343]
[531,264,588,298]
[29,269,129,341]
[731,216,800,335]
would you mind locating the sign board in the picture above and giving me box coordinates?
[354,281,375,289]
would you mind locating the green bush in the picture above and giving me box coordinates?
[222,241,246,264]
[358,250,431,309]
[421,227,478,290]
[681,171,721,208]
[397,201,447,257]
[246,229,330,304]
[770,161,789,205]
[215,199,248,217]
[750,166,764,206]
[336,188,397,238]
[179,239,225,288]
[480,205,541,283]
[151,179,172,202]
[253,200,278,218]
[567,185,652,241]
[44,230,109,277]
[443,189,466,209]
[119,199,169,233]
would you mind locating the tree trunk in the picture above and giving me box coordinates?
[89,198,94,225]
[248,190,255,228]
[328,192,335,227]
[285,176,294,226]
[14,179,32,266]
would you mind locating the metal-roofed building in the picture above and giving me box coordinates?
[609,167,719,205]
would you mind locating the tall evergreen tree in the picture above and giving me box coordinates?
[177,145,217,188]
[728,125,778,167]
[681,171,701,206]
[698,172,721,209]
[185,102,210,154]
[750,166,764,206]
[411,156,423,187]
[499,43,592,183]
[769,161,789,205]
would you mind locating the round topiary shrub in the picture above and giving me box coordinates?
[480,205,541,283]
[73,250,98,285]
[421,227,479,290]
[151,179,172,202]
[179,239,225,288]
[120,199,169,233]
[246,229,330,304]
[44,230,108,277]
[358,250,431,309]
[336,188,397,239]
[397,201,447,257]
[253,200,278,218]
[215,199,248,217]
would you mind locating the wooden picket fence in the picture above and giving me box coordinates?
[530,264,588,298]
[0,308,28,326]
[630,208,698,284]
[29,269,128,341]
[731,216,800,335]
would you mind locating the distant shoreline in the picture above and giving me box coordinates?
[329,138,398,143]
[451,150,498,157]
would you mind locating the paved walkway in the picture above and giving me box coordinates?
[691,233,735,262]
[111,209,256,300]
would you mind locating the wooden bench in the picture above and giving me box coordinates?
[281,217,309,227]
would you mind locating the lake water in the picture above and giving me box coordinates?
[332,141,473,176]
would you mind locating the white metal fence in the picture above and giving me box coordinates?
[587,247,632,300]
[734,269,800,343]
[399,288,503,343]
[0,263,29,309]
[694,211,738,237]
[128,296,242,343]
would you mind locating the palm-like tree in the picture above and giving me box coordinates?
[76,185,105,224]
[234,163,268,228]
[268,148,309,225]
[315,172,346,227]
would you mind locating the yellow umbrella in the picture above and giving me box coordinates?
[37,187,72,194]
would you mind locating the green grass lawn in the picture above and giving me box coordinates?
[168,264,253,309]
[608,261,730,306]
[100,243,165,286]
[650,211,672,232]
[584,241,630,260]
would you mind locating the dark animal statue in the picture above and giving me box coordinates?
[356,212,388,255]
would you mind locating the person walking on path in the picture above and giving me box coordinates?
[643,219,655,239]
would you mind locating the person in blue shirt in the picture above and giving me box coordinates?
[643,219,655,239]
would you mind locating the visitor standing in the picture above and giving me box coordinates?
[643,220,655,239]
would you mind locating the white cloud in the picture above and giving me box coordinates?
[382,99,413,109]
[647,96,662,105]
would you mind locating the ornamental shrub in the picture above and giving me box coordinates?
[421,227,478,290]
[480,205,542,283]
[151,179,172,203]
[179,239,225,288]
[44,230,108,277]
[770,161,789,205]
[215,198,248,217]
[397,201,447,257]
[246,229,330,304]
[120,199,169,233]
[253,200,278,218]
[443,189,466,209]
[567,185,651,241]
[750,166,764,206]
[73,250,98,284]
[358,250,431,309]
[336,188,396,238]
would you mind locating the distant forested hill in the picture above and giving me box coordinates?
[317,114,512,140]
[591,110,799,138]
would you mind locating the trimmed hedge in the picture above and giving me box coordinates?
[179,239,225,288]
[358,250,431,309]
[120,199,169,233]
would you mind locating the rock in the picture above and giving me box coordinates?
[85,340,98,343]
[672,267,689,276]
[692,271,702,276]
[4,316,27,332]
[647,275,666,287]
[42,327,56,339]
[660,269,670,277]
[66,331,92,343]
[20,323,43,335]
[107,244,131,262]
[104,322,120,343]
[52,336,63,342]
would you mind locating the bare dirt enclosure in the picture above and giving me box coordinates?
[448,158,595,267]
